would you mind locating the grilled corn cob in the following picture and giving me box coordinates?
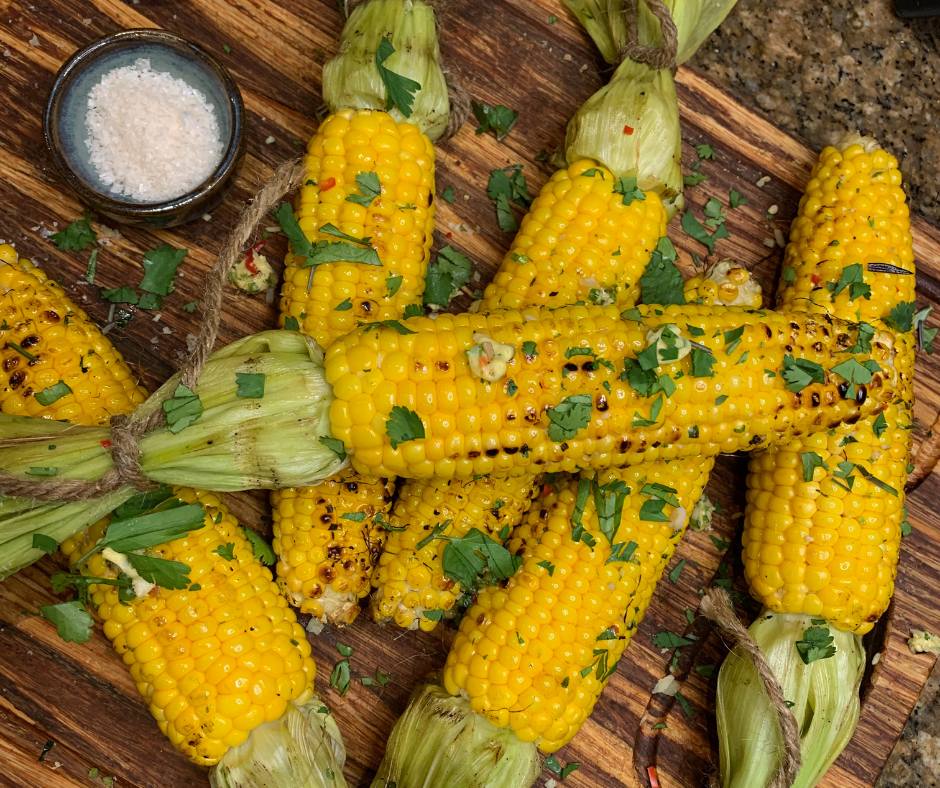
[327,304,901,479]
[272,471,394,624]
[370,475,542,630]
[272,0,451,626]
[60,488,318,766]
[0,243,148,424]
[684,260,763,308]
[278,108,436,349]
[480,161,667,312]
[743,135,916,634]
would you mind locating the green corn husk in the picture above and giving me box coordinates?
[370,681,540,788]
[558,0,739,217]
[716,611,865,788]
[0,330,345,577]
[323,0,450,141]
[211,696,348,788]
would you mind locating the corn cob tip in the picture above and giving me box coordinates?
[836,131,881,155]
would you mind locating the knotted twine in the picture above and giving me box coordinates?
[621,0,679,71]
[344,0,471,143]
[700,587,803,788]
[0,158,309,503]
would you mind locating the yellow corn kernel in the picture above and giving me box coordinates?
[278,108,435,350]
[371,475,542,631]
[480,161,667,312]
[442,459,712,752]
[60,488,316,766]
[272,470,394,624]
[327,304,903,479]
[0,248,148,425]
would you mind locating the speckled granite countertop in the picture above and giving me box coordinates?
[688,2,940,785]
[689,0,940,226]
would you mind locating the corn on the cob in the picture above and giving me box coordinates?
[684,259,763,309]
[370,475,542,630]
[0,243,147,424]
[742,136,916,634]
[480,161,667,312]
[440,459,711,751]
[327,304,902,479]
[273,106,435,625]
[61,488,317,767]
[271,470,394,624]
[278,108,435,350]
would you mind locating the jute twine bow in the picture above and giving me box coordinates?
[621,0,679,71]
[344,0,471,143]
[700,587,803,788]
[0,158,309,504]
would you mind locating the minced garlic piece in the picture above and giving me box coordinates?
[645,324,691,365]
[102,547,155,598]
[467,334,515,382]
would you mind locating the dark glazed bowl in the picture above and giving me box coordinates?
[44,29,245,228]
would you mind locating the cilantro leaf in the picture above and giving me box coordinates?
[729,189,747,208]
[494,193,517,233]
[301,240,382,268]
[832,357,879,399]
[488,167,532,209]
[235,372,265,399]
[684,171,707,187]
[613,176,645,206]
[360,319,417,335]
[639,237,685,306]
[471,101,518,142]
[386,274,403,296]
[275,202,314,258]
[546,394,592,441]
[84,247,98,285]
[796,625,836,664]
[34,380,71,407]
[50,212,96,251]
[885,301,916,333]
[32,534,59,554]
[39,600,93,643]
[162,383,203,434]
[100,286,138,305]
[140,244,187,295]
[696,144,715,160]
[386,406,425,449]
[214,542,236,562]
[242,527,275,565]
[376,37,422,118]
[346,171,382,207]
[124,553,191,590]
[781,355,825,393]
[424,245,473,308]
[914,305,937,353]
[441,186,455,204]
[330,658,352,696]
[632,394,664,427]
[827,263,871,302]
[690,348,716,378]
[681,209,724,254]
[639,498,670,522]
[849,322,875,354]
[284,315,300,331]
[335,298,352,311]
[319,435,346,461]
[521,340,538,356]
[801,451,829,482]
[872,411,888,439]
[652,630,692,649]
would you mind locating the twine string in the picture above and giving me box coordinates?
[700,588,803,788]
[621,0,679,71]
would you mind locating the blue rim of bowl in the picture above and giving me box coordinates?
[43,28,245,218]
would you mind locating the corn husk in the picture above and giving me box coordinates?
[558,0,739,217]
[716,611,865,788]
[323,0,450,141]
[370,681,540,788]
[0,331,345,578]
[211,696,347,788]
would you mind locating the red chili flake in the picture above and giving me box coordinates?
[100,439,112,450]
[624,124,635,135]
[445,232,453,239]
[811,274,821,286]
[542,484,553,497]
[648,766,660,788]
[319,177,337,192]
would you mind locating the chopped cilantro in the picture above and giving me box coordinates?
[729,189,747,208]
[801,451,829,482]
[653,630,692,649]
[346,171,382,207]
[441,186,455,204]
[872,412,888,438]
[696,144,715,159]
[827,263,871,302]
[690,348,717,377]
[885,301,916,333]
[796,625,836,664]
[140,244,187,295]
[162,383,203,434]
[471,101,518,142]
[639,237,685,306]
[376,37,421,117]
[235,372,265,399]
[34,380,71,406]
[386,406,425,449]
[613,176,645,206]
[781,355,825,393]
[546,394,593,441]
[521,340,538,356]
[668,559,686,583]
[50,211,96,250]
[424,245,472,308]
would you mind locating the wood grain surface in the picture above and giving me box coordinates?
[0,2,938,788]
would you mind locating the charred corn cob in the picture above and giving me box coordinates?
[370,475,542,630]
[0,243,147,424]
[60,488,318,767]
[278,109,436,349]
[327,304,901,479]
[272,470,394,624]
[480,161,667,312]
[684,259,763,308]
[743,135,916,635]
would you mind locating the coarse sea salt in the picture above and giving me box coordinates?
[84,58,223,202]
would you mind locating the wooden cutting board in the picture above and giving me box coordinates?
[1,2,939,787]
